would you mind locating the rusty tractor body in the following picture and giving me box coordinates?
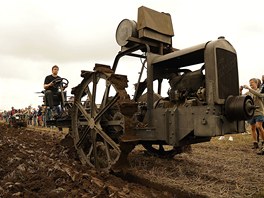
[47,6,255,171]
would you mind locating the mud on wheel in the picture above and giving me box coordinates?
[71,64,130,171]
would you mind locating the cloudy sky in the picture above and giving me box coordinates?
[0,0,263,111]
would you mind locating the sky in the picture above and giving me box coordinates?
[0,0,263,111]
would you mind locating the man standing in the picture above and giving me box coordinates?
[10,107,16,116]
[43,65,61,114]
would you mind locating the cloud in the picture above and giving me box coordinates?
[0,15,118,63]
[0,0,122,64]
[0,0,264,110]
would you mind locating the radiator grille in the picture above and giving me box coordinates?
[216,48,239,99]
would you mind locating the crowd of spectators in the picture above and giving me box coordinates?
[0,105,46,127]
[0,65,67,128]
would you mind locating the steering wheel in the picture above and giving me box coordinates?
[51,78,69,89]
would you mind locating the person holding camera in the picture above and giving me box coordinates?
[241,78,264,154]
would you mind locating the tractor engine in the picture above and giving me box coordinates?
[168,67,205,106]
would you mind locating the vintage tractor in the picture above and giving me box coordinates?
[42,77,72,129]
[46,6,255,171]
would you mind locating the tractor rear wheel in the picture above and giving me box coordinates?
[71,65,130,171]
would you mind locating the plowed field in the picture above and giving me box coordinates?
[0,122,264,198]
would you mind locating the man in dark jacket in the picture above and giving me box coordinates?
[44,65,61,110]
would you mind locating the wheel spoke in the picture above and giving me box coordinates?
[94,125,120,152]
[84,85,98,114]
[101,83,111,108]
[76,126,90,148]
[91,74,97,117]
[86,85,93,101]
[94,93,120,122]
[75,101,91,122]
[91,130,99,168]
[74,101,93,148]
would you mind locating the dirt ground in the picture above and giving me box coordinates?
[1,122,264,198]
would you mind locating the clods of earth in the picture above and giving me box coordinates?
[0,122,264,197]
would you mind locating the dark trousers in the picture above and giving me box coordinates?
[45,90,57,109]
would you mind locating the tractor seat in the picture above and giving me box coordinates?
[44,90,67,107]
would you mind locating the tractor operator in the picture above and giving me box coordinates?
[43,65,66,116]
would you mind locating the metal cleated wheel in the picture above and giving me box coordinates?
[71,64,130,171]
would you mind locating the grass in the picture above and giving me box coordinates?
[128,133,264,197]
